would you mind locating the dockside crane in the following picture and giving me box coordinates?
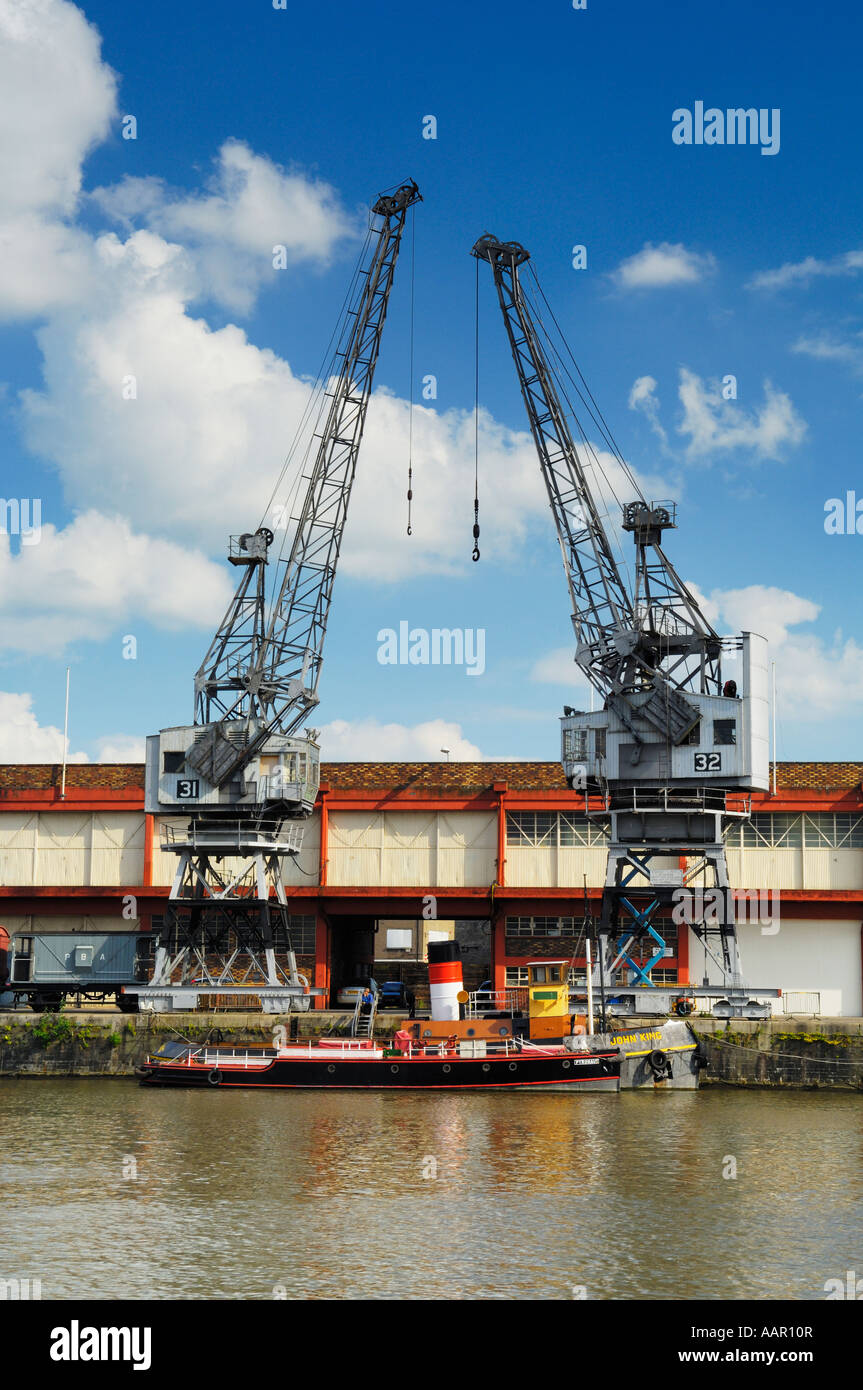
[130,181,421,1014]
[473,234,777,1019]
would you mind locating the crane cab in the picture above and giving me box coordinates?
[144,725,320,818]
[561,631,769,794]
[527,960,571,1041]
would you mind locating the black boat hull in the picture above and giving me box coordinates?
[138,1050,621,1091]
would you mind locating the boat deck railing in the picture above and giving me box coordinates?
[147,1036,590,1067]
[148,1041,387,1068]
[464,989,528,1019]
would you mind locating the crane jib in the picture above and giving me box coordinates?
[186,182,422,790]
[472,230,721,714]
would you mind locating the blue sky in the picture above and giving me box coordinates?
[1,0,862,763]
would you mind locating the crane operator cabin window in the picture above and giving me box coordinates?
[714,719,737,746]
[564,729,589,759]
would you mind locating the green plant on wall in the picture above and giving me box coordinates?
[28,1016,103,1049]
[30,1014,75,1047]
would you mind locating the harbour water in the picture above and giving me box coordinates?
[2,1082,861,1301]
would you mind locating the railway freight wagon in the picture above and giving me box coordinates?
[0,931,154,1012]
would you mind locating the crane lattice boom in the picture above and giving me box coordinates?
[188,181,422,788]
[472,233,722,744]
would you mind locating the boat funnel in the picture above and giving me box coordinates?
[428,940,462,1022]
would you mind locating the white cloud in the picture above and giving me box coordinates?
[319,717,482,761]
[709,585,819,648]
[0,0,117,321]
[16,236,557,579]
[769,632,863,721]
[708,585,863,722]
[623,370,806,464]
[529,645,594,697]
[0,690,88,762]
[93,734,146,762]
[0,215,100,321]
[683,580,720,630]
[0,694,145,762]
[613,242,716,290]
[628,374,667,445]
[747,249,863,292]
[17,207,668,582]
[19,228,312,546]
[677,368,806,460]
[92,140,356,313]
[0,0,117,217]
[0,511,234,654]
[793,332,863,378]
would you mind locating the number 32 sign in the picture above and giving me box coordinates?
[694,753,721,773]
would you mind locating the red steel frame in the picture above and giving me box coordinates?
[1,777,862,1007]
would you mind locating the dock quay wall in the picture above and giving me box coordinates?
[0,1011,405,1078]
[1,1011,862,1085]
[694,1016,863,1088]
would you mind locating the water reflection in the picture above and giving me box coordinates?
[1,1082,861,1300]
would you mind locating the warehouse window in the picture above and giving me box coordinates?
[282,916,316,953]
[802,813,863,849]
[559,813,608,846]
[506,812,557,846]
[594,728,607,759]
[386,928,412,951]
[507,812,608,848]
[559,813,590,847]
[506,916,578,937]
[713,719,736,746]
[725,814,804,849]
[505,967,529,987]
[163,751,185,773]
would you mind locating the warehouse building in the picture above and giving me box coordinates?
[0,761,861,1015]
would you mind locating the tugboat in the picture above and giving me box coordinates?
[136,944,701,1092]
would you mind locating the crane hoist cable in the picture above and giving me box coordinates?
[256,222,378,623]
[524,274,636,601]
[407,206,416,535]
[472,254,481,561]
[259,222,374,536]
[526,265,643,497]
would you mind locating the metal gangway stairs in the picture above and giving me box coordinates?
[351,991,377,1038]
